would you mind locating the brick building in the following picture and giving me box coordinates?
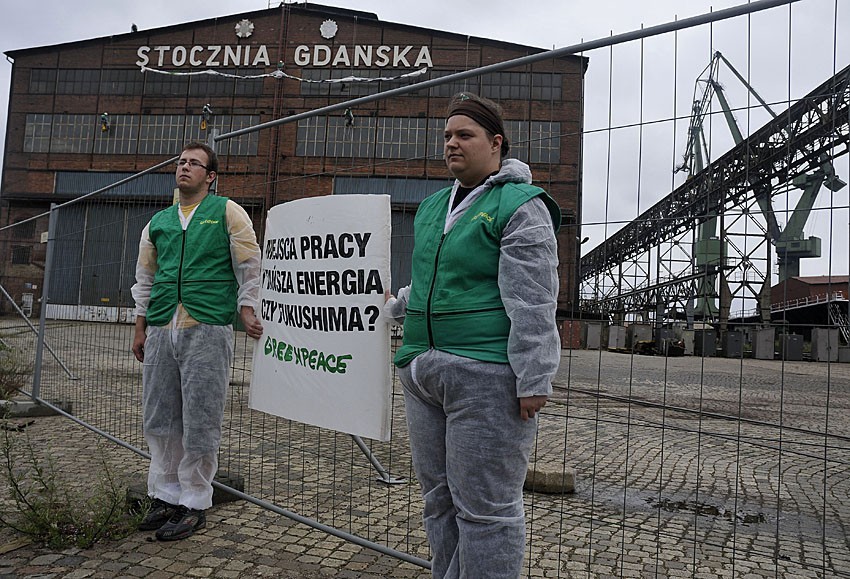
[771,275,850,306]
[0,3,586,321]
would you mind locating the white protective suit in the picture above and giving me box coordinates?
[131,198,261,510]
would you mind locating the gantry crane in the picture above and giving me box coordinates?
[676,52,846,318]
[580,57,850,330]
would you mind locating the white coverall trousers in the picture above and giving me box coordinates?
[399,348,538,579]
[142,323,233,510]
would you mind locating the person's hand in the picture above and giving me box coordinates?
[240,306,263,339]
[132,318,147,362]
[519,395,548,421]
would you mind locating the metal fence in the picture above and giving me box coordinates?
[1,0,849,576]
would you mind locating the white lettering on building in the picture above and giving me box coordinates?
[292,44,432,68]
[172,46,187,66]
[135,43,428,69]
[136,45,272,68]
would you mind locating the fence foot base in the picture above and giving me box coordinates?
[0,398,72,418]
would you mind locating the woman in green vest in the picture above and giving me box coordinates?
[385,93,561,578]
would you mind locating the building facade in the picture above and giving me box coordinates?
[1,3,586,321]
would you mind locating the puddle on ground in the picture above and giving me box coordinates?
[646,496,766,525]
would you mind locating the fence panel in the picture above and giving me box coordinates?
[0,0,848,576]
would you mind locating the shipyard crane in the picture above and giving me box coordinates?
[676,52,846,318]
[580,56,850,330]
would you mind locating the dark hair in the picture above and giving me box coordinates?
[182,141,219,173]
[447,92,511,158]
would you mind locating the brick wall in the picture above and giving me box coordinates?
[1,4,586,314]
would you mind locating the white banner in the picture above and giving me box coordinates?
[250,195,393,441]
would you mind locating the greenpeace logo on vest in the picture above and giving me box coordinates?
[199,219,220,225]
[136,45,271,68]
[293,45,432,68]
[471,212,495,223]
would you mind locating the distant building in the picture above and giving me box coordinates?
[0,3,586,321]
[771,275,850,306]
[771,276,849,341]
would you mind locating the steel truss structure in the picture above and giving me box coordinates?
[580,63,850,327]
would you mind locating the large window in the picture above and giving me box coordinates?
[143,71,189,96]
[527,121,561,164]
[505,120,561,164]
[24,114,53,153]
[325,117,376,158]
[186,68,265,97]
[233,68,265,96]
[297,116,561,163]
[300,69,417,97]
[296,117,328,157]
[56,70,101,94]
[530,72,562,101]
[189,69,238,97]
[51,114,96,153]
[29,69,56,94]
[225,115,260,156]
[427,118,445,160]
[297,117,377,158]
[12,220,36,240]
[30,67,263,97]
[10,246,32,265]
[100,69,145,95]
[428,70,562,101]
[427,70,478,98]
[184,115,260,156]
[24,113,259,157]
[375,118,428,159]
[94,115,139,155]
[137,115,185,155]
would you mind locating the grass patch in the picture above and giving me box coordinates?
[0,422,143,548]
[0,343,31,400]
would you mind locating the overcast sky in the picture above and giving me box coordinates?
[1,0,848,281]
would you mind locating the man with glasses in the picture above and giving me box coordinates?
[131,141,263,541]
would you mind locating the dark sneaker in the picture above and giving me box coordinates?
[155,505,206,541]
[138,498,178,531]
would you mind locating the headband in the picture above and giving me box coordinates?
[447,97,506,140]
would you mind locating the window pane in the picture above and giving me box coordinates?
[51,114,96,153]
[189,69,235,97]
[29,69,56,94]
[94,115,139,154]
[101,69,145,95]
[234,68,265,96]
[12,220,36,239]
[138,115,185,155]
[296,117,327,157]
[11,246,32,265]
[24,114,53,152]
[326,117,375,158]
[56,69,101,94]
[529,121,560,164]
[144,71,189,96]
[376,117,426,159]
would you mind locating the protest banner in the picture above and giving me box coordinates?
[250,194,392,441]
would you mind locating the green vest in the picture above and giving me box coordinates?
[394,182,560,367]
[146,195,238,326]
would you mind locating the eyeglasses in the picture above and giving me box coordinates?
[176,159,209,170]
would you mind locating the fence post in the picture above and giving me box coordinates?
[31,203,59,399]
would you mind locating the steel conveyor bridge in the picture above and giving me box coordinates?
[580,63,850,325]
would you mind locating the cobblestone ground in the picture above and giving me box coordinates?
[0,319,847,577]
